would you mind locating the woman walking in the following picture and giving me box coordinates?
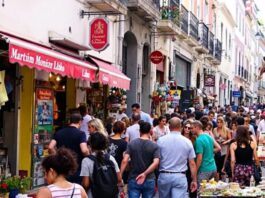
[230,126,259,186]
[37,148,87,198]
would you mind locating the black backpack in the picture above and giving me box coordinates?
[88,154,119,198]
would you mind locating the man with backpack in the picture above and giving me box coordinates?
[80,132,122,198]
[120,121,160,198]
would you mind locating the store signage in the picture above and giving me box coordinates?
[219,83,226,90]
[232,91,241,98]
[204,74,215,87]
[89,17,109,51]
[150,50,164,64]
[9,44,96,81]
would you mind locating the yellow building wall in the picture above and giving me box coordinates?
[66,78,76,111]
[18,67,34,175]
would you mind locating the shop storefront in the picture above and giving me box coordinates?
[0,31,130,188]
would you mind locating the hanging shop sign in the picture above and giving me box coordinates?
[89,17,109,51]
[150,50,164,64]
[204,74,215,87]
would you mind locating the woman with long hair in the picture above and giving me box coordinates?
[181,120,195,143]
[88,118,108,136]
[152,116,170,141]
[213,116,232,180]
[230,126,259,186]
[37,148,87,198]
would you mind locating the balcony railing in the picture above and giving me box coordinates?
[208,32,214,55]
[214,39,222,61]
[160,0,180,25]
[180,5,189,34]
[189,12,199,40]
[198,22,209,48]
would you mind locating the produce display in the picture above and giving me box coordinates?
[199,179,265,197]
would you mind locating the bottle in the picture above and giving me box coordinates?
[250,175,255,187]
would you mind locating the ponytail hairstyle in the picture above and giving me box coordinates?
[42,148,78,176]
[88,132,109,164]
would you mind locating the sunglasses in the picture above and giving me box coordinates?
[184,126,191,130]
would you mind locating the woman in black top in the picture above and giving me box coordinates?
[108,121,127,167]
[230,126,259,186]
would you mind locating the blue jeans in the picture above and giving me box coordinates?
[158,173,188,198]
[128,179,155,198]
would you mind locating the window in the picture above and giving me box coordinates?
[229,34,231,50]
[197,4,201,19]
[221,22,223,44]
[142,44,149,76]
[204,0,209,23]
[225,29,228,51]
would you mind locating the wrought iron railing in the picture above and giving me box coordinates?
[208,32,214,55]
[180,5,189,34]
[214,39,222,61]
[198,22,209,48]
[189,12,199,40]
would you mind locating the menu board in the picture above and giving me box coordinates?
[32,88,54,187]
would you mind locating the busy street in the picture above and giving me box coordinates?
[1,0,265,197]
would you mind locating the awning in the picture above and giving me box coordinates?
[89,57,130,90]
[1,33,97,81]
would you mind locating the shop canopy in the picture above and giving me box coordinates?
[0,33,97,81]
[89,57,131,90]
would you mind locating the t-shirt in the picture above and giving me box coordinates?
[80,114,92,140]
[153,125,170,140]
[80,154,120,198]
[125,124,140,142]
[194,133,216,173]
[108,138,127,167]
[140,111,153,125]
[53,126,87,167]
[126,138,160,180]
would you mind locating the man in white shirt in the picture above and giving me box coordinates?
[79,105,92,140]
[116,108,128,121]
[257,113,265,143]
[125,113,141,142]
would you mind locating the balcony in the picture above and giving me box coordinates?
[179,5,189,39]
[195,22,209,54]
[127,0,160,21]
[157,1,181,35]
[185,11,199,47]
[205,32,214,60]
[212,39,222,65]
[85,0,128,15]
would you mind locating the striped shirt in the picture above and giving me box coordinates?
[47,183,83,198]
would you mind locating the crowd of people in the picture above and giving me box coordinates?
[35,103,265,198]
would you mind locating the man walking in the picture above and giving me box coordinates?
[125,112,141,142]
[157,117,197,198]
[121,121,160,198]
[131,103,152,125]
[191,121,217,184]
[48,113,89,184]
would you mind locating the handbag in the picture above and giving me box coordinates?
[253,164,261,184]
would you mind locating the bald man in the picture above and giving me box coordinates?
[157,117,197,197]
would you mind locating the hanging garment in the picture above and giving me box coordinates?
[0,71,8,109]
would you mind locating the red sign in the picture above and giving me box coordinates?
[89,18,109,51]
[150,51,164,64]
[9,44,96,81]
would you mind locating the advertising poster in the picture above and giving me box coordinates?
[36,88,53,125]
[32,88,54,187]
